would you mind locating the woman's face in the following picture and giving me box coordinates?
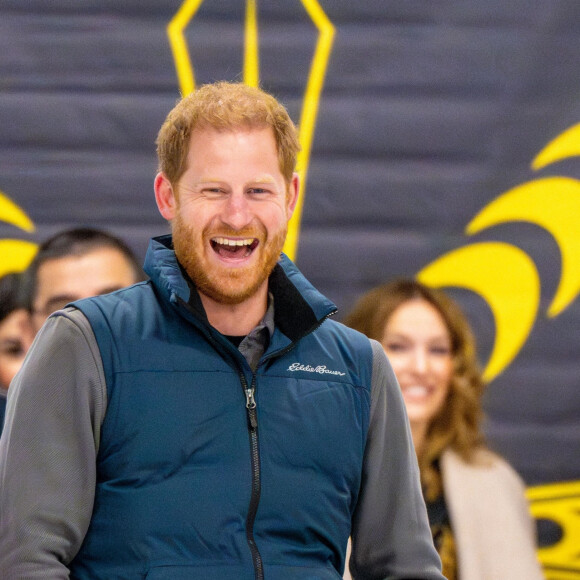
[0,309,34,390]
[382,299,454,431]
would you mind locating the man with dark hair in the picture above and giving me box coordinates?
[0,82,444,579]
[26,227,144,332]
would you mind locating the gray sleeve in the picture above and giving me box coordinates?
[0,307,106,579]
[349,340,445,580]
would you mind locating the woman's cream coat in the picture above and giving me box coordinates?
[344,447,544,579]
[440,447,544,580]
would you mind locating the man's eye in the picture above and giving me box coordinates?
[248,188,269,194]
[0,342,25,357]
[44,299,74,314]
[8,345,25,356]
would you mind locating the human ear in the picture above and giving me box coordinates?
[154,172,177,221]
[286,172,300,219]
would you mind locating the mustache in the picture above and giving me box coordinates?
[204,224,266,239]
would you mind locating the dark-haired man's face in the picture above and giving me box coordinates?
[32,247,139,332]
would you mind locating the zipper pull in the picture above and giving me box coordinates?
[245,387,256,410]
[245,387,258,430]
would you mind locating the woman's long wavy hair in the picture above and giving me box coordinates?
[343,278,486,501]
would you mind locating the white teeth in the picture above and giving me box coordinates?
[403,385,430,397]
[213,237,254,246]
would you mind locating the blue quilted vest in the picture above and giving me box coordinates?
[69,235,373,580]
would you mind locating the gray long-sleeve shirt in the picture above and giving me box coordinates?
[0,307,443,580]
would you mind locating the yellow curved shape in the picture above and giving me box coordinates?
[466,177,580,317]
[527,479,580,578]
[532,122,580,171]
[167,0,205,96]
[284,0,335,260]
[167,1,335,261]
[0,239,38,277]
[0,191,35,233]
[417,242,539,382]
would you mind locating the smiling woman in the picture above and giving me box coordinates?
[344,278,545,580]
[0,272,34,435]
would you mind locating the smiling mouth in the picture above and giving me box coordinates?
[210,237,259,259]
[403,385,433,399]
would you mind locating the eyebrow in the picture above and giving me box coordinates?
[383,332,451,344]
[42,295,78,310]
[0,338,23,348]
[95,286,127,296]
[42,286,126,310]
[197,175,278,185]
[249,175,276,183]
[383,332,410,340]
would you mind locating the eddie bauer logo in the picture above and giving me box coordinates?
[288,362,345,376]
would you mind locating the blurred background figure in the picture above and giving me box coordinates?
[0,272,34,434]
[25,227,145,333]
[344,278,544,580]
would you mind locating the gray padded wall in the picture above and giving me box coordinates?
[2,3,580,572]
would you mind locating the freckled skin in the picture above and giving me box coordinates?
[154,126,299,336]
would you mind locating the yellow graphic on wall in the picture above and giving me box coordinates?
[0,190,37,277]
[527,480,580,580]
[418,242,539,382]
[532,122,580,171]
[167,0,335,261]
[418,125,580,577]
[418,124,580,382]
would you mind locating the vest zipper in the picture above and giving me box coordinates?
[191,319,264,578]
[241,372,263,580]
[178,297,335,578]
[239,313,337,580]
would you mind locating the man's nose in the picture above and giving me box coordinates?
[221,192,251,230]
